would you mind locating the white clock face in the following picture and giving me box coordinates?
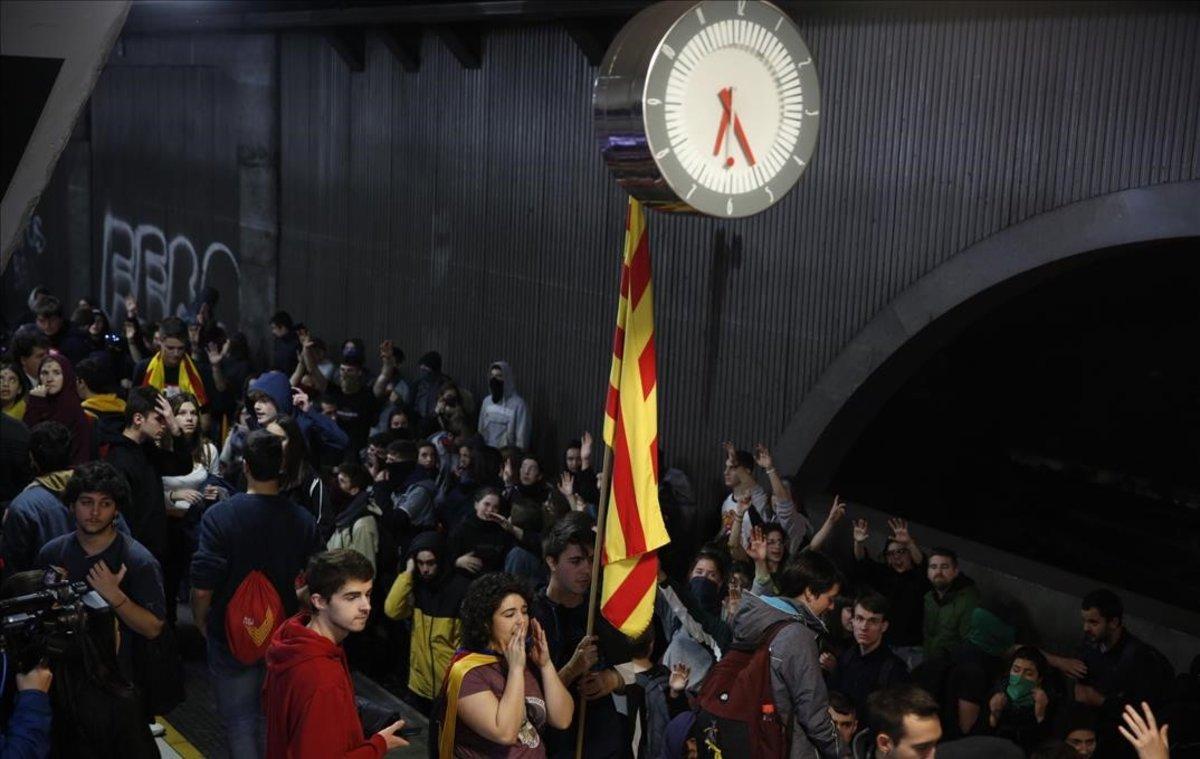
[642,0,820,217]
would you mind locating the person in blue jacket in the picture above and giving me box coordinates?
[245,370,348,465]
[0,657,52,759]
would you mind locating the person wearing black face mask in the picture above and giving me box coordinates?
[411,351,447,420]
[478,360,530,450]
[655,551,734,692]
[377,440,440,538]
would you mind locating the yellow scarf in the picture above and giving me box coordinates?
[438,652,500,757]
[81,394,127,417]
[143,351,207,405]
[3,398,26,420]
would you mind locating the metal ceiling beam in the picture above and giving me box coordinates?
[123,1,650,34]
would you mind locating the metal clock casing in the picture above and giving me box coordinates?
[595,0,821,218]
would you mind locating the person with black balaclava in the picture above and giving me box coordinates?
[477,360,529,450]
[306,343,382,459]
[656,550,734,692]
[410,351,448,421]
[383,530,470,715]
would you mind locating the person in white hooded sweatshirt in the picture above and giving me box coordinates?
[478,360,530,450]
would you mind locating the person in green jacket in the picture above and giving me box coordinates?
[922,547,981,662]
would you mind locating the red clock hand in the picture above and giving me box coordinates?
[713,87,732,156]
[733,112,756,166]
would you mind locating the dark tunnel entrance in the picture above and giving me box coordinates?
[830,238,1200,611]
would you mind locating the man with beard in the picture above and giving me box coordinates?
[1074,589,1174,755]
[477,360,530,450]
[852,517,930,670]
[383,531,470,714]
[37,461,166,678]
[532,512,631,759]
[264,549,410,757]
[306,343,382,459]
[922,547,980,664]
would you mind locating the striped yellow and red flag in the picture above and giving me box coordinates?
[599,197,669,638]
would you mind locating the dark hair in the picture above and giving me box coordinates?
[629,621,655,659]
[227,331,251,361]
[1009,645,1049,681]
[1081,588,1123,622]
[336,462,372,492]
[269,310,294,330]
[928,546,959,566]
[459,573,532,651]
[268,414,313,490]
[244,429,284,482]
[566,438,582,451]
[866,684,940,744]
[64,461,131,513]
[1059,704,1098,736]
[124,386,160,427]
[690,549,728,586]
[75,356,116,394]
[855,591,891,621]
[11,324,51,360]
[1030,741,1082,759]
[386,439,417,459]
[418,440,438,456]
[777,550,843,599]
[543,511,595,560]
[732,449,754,472]
[28,421,72,473]
[157,316,187,342]
[306,549,374,605]
[368,432,394,449]
[33,295,64,319]
[0,361,28,405]
[828,690,857,717]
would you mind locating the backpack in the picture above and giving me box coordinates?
[224,569,285,665]
[693,620,793,758]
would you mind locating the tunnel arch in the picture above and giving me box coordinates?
[774,180,1200,492]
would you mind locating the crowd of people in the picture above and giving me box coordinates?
[0,284,1196,759]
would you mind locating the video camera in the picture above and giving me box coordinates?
[0,571,110,672]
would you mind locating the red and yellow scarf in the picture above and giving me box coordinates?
[142,351,207,406]
[438,650,500,757]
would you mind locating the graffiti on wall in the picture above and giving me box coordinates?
[100,208,240,325]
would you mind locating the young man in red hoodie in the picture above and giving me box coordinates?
[264,548,410,758]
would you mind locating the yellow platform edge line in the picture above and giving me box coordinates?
[156,716,206,759]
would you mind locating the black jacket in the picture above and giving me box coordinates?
[104,434,193,559]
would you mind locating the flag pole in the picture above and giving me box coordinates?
[575,441,614,759]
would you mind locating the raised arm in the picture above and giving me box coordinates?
[300,335,328,393]
[852,518,870,561]
[807,495,845,552]
[888,518,923,565]
[754,443,789,505]
[373,340,396,400]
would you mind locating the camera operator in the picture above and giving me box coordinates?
[1,569,157,757]
[35,462,165,679]
[0,658,51,758]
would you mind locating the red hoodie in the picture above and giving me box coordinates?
[263,614,387,759]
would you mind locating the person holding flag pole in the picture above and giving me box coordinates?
[572,196,673,758]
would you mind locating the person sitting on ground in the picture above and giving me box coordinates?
[1074,589,1174,749]
[987,646,1056,753]
[75,356,127,451]
[327,462,383,573]
[728,550,843,758]
[22,351,92,465]
[439,572,573,757]
[657,549,733,692]
[0,360,29,420]
[851,515,929,670]
[383,530,471,715]
[263,549,410,758]
[922,547,980,664]
[828,691,861,749]
[824,592,911,715]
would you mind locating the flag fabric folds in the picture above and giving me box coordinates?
[599,198,670,638]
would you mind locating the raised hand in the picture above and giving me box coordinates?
[753,443,773,470]
[123,320,138,340]
[888,518,912,544]
[380,339,395,366]
[580,431,594,464]
[1118,702,1170,759]
[735,491,753,517]
[668,662,691,695]
[124,294,139,319]
[292,387,311,412]
[155,394,182,436]
[826,495,846,525]
[852,518,870,544]
[558,471,575,499]
[746,526,768,562]
[206,340,229,366]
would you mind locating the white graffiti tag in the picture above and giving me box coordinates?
[101,208,239,324]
